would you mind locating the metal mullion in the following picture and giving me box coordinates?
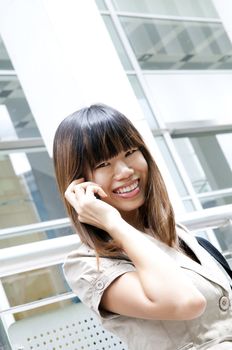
[0,217,71,239]
[180,196,192,201]
[125,70,136,75]
[0,147,46,155]
[0,70,16,76]
[104,0,167,129]
[197,188,232,199]
[142,69,232,75]
[0,292,76,315]
[113,12,221,24]
[0,234,80,278]
[99,10,110,15]
[176,204,232,231]
[0,138,45,153]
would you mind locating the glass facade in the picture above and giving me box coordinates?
[0,77,41,139]
[98,0,232,251]
[0,149,72,248]
[0,35,74,339]
[1,265,74,320]
[173,133,232,197]
[113,0,219,18]
[120,18,232,70]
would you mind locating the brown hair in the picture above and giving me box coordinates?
[53,103,176,256]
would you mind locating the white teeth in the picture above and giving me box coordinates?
[115,181,138,194]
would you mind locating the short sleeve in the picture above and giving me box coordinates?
[63,246,136,320]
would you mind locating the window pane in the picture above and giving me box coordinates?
[0,76,41,139]
[1,265,78,320]
[217,134,232,171]
[213,224,232,253]
[200,194,232,209]
[155,136,189,196]
[174,138,211,193]
[0,150,66,231]
[113,0,219,18]
[120,17,232,70]
[174,134,232,193]
[0,36,14,70]
[95,0,107,10]
[182,199,195,212]
[127,74,158,130]
[102,15,133,70]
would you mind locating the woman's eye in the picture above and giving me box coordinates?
[125,148,138,157]
[95,162,110,169]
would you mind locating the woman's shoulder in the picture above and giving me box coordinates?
[64,243,96,261]
[63,243,98,277]
[63,243,135,278]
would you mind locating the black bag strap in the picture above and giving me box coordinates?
[196,236,232,280]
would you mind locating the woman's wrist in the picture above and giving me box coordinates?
[105,218,134,246]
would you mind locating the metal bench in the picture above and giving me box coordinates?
[8,302,128,350]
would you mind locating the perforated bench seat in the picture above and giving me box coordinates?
[8,302,128,350]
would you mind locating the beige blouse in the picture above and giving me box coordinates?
[63,227,232,350]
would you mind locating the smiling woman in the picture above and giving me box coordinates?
[53,104,232,350]
[53,104,176,256]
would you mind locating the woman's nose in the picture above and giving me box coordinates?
[114,162,134,180]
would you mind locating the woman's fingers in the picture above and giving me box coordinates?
[65,178,84,197]
[66,178,85,193]
[65,179,107,211]
[85,185,107,198]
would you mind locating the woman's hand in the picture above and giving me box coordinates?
[64,178,121,232]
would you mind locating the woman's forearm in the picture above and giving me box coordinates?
[107,219,206,316]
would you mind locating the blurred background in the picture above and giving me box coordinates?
[0,0,232,348]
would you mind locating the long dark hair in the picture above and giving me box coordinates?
[53,104,177,256]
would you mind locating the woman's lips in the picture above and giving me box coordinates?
[113,180,140,198]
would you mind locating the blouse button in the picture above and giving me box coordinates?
[96,281,105,290]
[219,296,230,311]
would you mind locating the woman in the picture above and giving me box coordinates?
[53,104,232,350]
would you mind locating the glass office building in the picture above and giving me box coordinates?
[0,0,232,348]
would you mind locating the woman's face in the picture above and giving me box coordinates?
[88,148,148,218]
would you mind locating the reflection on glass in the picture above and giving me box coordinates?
[213,223,232,253]
[200,195,232,209]
[182,199,195,212]
[0,150,66,232]
[174,133,232,193]
[217,134,232,171]
[127,74,158,130]
[155,136,188,196]
[113,0,219,18]
[174,138,211,193]
[95,0,107,10]
[120,17,232,70]
[0,36,14,70]
[0,318,11,349]
[102,15,133,70]
[2,265,78,320]
[0,77,41,140]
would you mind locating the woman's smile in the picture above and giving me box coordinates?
[112,179,140,198]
